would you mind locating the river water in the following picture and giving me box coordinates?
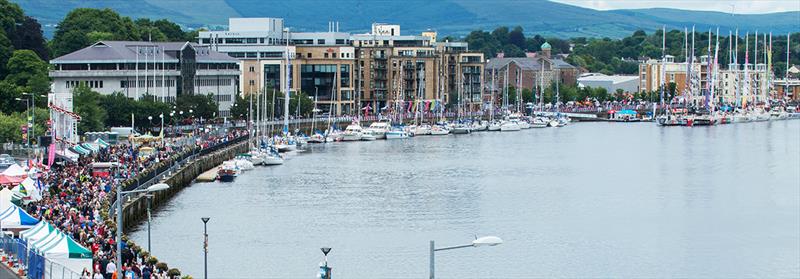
[129,121,800,278]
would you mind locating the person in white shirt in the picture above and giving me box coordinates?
[106,261,117,277]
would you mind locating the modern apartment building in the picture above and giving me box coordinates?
[49,41,240,117]
[201,18,486,115]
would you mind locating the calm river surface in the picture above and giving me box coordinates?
[130,121,800,278]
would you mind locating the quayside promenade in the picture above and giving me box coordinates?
[0,127,248,279]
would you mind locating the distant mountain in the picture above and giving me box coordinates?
[12,0,800,39]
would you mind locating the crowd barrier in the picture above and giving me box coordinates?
[0,234,81,279]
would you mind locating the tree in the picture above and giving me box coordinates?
[289,91,315,118]
[4,50,48,88]
[509,26,525,49]
[521,88,534,103]
[51,8,140,57]
[73,85,107,133]
[0,112,24,143]
[176,94,218,120]
[0,31,12,78]
[0,80,21,113]
[491,26,510,46]
[10,16,47,61]
[230,93,249,120]
[153,19,186,41]
[0,0,23,37]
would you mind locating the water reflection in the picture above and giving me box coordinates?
[130,122,800,278]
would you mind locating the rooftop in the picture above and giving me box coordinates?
[51,41,239,64]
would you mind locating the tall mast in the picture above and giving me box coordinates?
[691,26,695,105]
[744,32,750,108]
[685,27,689,101]
[735,29,740,108]
[283,29,291,135]
[711,28,719,111]
[659,26,665,111]
[788,33,792,99]
[705,29,711,109]
[490,67,495,121]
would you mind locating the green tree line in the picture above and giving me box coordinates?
[460,26,799,76]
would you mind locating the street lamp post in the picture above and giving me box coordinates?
[320,247,332,279]
[145,194,153,253]
[202,217,210,279]
[116,183,170,279]
[14,97,30,147]
[429,236,503,279]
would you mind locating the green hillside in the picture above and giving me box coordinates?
[11,0,800,38]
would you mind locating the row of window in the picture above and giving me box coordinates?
[121,80,176,88]
[215,94,233,102]
[195,79,232,87]
[65,80,103,89]
[298,52,353,59]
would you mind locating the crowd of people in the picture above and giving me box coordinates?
[19,128,247,279]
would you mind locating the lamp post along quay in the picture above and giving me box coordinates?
[116,183,170,279]
[429,236,503,279]
[202,217,210,279]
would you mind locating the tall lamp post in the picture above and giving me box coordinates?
[116,183,170,279]
[202,217,210,279]
[14,97,30,147]
[429,236,503,279]
[145,194,153,253]
[320,247,332,279]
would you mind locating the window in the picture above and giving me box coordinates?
[225,38,244,44]
[317,39,325,45]
[336,39,345,45]
[249,80,255,86]
[340,64,350,87]
[249,66,255,72]
[260,52,283,58]
[308,53,312,58]
[201,38,211,44]
[324,53,329,58]
[246,38,257,44]
[259,38,264,44]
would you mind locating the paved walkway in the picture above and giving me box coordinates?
[0,264,20,279]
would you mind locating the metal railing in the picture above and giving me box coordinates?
[0,234,82,279]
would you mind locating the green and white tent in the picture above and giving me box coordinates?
[29,229,62,252]
[20,221,55,243]
[94,138,110,148]
[39,233,93,275]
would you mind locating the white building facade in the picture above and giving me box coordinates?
[49,41,240,117]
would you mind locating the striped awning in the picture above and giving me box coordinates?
[69,145,90,156]
[94,138,110,148]
[81,143,99,153]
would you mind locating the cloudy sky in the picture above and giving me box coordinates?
[552,0,800,14]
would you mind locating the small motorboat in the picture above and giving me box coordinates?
[307,133,326,143]
[360,134,377,141]
[500,121,520,132]
[430,125,450,135]
[342,123,364,141]
[217,162,239,182]
[451,124,471,134]
[488,121,501,131]
[385,129,409,139]
[530,117,548,128]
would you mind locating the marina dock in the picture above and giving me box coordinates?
[196,166,219,182]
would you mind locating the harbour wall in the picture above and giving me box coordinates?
[120,139,249,231]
